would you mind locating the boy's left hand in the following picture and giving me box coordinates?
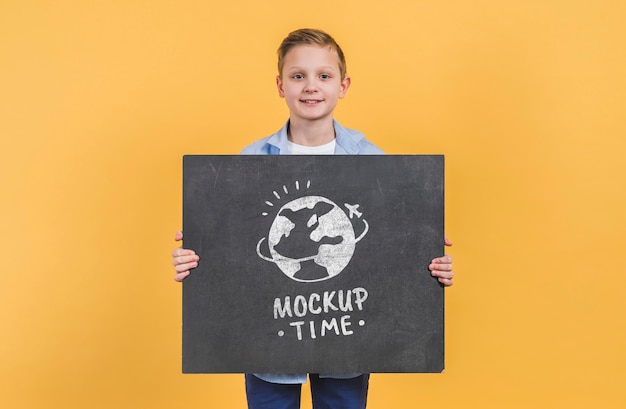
[429,237,454,287]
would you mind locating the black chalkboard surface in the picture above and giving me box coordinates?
[182,155,444,374]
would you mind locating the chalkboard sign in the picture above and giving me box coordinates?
[182,155,444,374]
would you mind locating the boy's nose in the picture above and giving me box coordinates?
[303,80,318,93]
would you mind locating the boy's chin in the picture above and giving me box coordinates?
[290,107,337,122]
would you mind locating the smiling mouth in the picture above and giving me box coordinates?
[301,99,322,104]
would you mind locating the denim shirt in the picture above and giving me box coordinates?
[241,119,383,384]
[241,119,383,156]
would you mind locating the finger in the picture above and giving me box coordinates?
[174,261,198,273]
[430,255,452,266]
[431,270,454,287]
[174,271,190,282]
[444,237,453,247]
[171,247,197,258]
[431,269,454,280]
[429,263,452,272]
[438,277,454,287]
[172,254,199,267]
[175,231,183,242]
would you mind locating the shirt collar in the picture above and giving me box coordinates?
[265,120,363,155]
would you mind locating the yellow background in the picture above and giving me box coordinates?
[2,0,625,408]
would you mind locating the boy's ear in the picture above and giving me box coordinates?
[339,76,351,99]
[276,76,285,98]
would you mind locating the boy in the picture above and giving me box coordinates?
[171,28,454,409]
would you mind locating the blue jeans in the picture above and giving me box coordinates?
[245,374,369,409]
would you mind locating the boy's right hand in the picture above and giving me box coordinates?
[171,231,200,282]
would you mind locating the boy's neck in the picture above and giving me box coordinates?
[287,118,335,147]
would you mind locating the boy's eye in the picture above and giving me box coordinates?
[292,74,304,79]
[320,74,331,79]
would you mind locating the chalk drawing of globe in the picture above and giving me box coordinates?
[256,195,368,283]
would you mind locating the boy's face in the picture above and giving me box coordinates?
[276,45,350,125]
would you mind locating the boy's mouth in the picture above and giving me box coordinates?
[301,99,322,104]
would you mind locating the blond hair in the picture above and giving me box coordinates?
[277,28,347,79]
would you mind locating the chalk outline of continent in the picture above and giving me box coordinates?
[256,184,369,283]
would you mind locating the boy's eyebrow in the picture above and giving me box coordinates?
[285,65,338,72]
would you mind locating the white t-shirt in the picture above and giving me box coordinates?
[287,139,336,155]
